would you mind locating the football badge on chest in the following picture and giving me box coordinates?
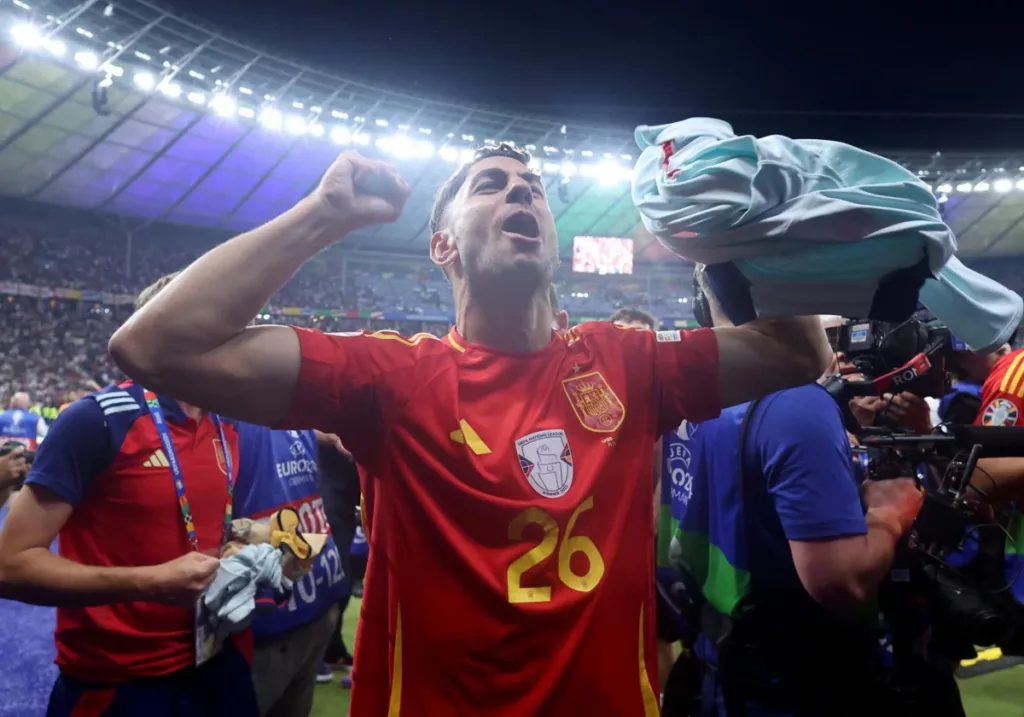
[561,371,624,433]
[515,429,574,499]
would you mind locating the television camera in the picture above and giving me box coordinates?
[823,317,1024,658]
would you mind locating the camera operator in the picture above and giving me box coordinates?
[664,267,923,717]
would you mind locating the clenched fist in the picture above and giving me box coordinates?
[145,552,221,607]
[313,152,411,236]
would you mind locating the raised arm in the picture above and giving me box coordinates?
[713,316,832,408]
[108,152,410,426]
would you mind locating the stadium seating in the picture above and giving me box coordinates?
[2,209,1023,414]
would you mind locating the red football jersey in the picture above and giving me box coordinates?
[282,323,720,716]
[976,348,1024,427]
[28,384,244,681]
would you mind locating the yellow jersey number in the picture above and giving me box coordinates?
[507,496,606,604]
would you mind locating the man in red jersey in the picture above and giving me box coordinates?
[0,274,258,717]
[109,144,832,716]
[966,343,1024,503]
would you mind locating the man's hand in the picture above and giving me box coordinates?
[862,478,924,537]
[144,552,221,607]
[850,392,932,434]
[313,152,411,236]
[0,447,28,487]
[315,430,352,461]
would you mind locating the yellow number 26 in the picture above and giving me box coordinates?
[506,496,606,604]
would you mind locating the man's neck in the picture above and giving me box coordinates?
[455,294,552,354]
[177,401,203,421]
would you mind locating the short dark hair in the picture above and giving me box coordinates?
[428,142,532,235]
[610,307,657,330]
[135,271,180,311]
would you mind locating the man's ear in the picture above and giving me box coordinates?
[430,230,458,271]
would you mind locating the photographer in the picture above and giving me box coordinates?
[665,267,923,716]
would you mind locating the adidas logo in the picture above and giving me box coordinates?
[143,450,170,468]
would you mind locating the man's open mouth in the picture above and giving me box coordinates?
[502,212,541,239]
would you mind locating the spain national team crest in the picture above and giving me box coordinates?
[515,429,574,499]
[561,371,625,433]
[212,438,230,476]
[982,398,1019,427]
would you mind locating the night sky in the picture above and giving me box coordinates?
[162,0,1024,152]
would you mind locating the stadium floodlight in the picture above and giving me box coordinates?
[994,179,1013,193]
[937,194,949,204]
[74,51,98,69]
[100,63,123,77]
[260,107,283,131]
[375,119,389,128]
[75,27,93,38]
[44,38,65,56]
[330,126,351,144]
[955,183,973,193]
[238,106,256,119]
[936,183,953,194]
[186,91,206,106]
[133,71,155,90]
[1017,180,1024,191]
[439,146,459,162]
[209,94,236,118]
[331,110,348,120]
[560,161,578,178]
[308,122,325,138]
[581,150,594,157]
[592,160,630,187]
[419,127,432,135]
[543,161,559,174]
[239,87,253,95]
[974,182,991,192]
[159,81,182,98]
[285,115,307,135]
[11,23,41,47]
[352,132,371,146]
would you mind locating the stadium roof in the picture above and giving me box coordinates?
[3,0,1024,261]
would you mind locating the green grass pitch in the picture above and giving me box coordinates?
[311,598,1024,716]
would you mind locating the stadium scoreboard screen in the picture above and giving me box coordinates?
[572,236,634,275]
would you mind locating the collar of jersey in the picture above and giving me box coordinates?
[446,326,564,357]
[121,380,189,423]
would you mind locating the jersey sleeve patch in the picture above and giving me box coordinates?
[656,330,681,343]
[981,398,1019,426]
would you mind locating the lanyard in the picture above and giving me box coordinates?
[143,391,234,552]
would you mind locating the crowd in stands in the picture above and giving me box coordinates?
[4,206,1022,413]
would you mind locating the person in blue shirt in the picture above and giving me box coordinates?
[232,423,348,717]
[662,267,924,717]
[0,392,48,450]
